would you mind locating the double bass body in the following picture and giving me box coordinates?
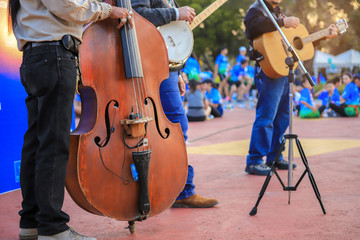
[66,3,187,221]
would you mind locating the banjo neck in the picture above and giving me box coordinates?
[189,0,228,31]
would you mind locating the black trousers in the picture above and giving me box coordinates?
[19,43,77,235]
[210,105,222,117]
[329,103,348,117]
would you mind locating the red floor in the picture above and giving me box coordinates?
[1,107,360,239]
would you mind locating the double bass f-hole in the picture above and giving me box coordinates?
[94,100,119,148]
[145,97,170,139]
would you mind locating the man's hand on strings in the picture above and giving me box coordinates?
[284,16,300,28]
[326,24,338,39]
[178,6,196,24]
[110,6,134,29]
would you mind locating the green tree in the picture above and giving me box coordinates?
[284,0,360,55]
[178,0,253,67]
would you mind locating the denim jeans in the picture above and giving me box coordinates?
[19,44,77,235]
[247,71,289,166]
[160,71,195,200]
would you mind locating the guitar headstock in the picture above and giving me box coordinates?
[335,19,348,34]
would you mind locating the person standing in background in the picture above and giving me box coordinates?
[214,47,230,99]
[236,46,247,64]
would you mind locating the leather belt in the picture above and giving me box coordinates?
[24,41,61,51]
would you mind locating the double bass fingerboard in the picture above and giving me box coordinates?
[118,0,144,79]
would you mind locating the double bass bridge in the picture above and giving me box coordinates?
[120,117,153,138]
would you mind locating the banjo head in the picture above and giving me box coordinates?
[158,21,194,64]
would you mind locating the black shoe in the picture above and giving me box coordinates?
[266,160,297,170]
[245,164,271,175]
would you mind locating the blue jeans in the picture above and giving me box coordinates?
[160,71,195,200]
[19,44,76,235]
[247,71,289,166]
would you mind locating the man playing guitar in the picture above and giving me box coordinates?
[244,0,338,176]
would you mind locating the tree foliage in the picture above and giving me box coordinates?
[177,0,360,67]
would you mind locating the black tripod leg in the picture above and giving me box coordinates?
[295,139,326,214]
[249,167,275,216]
[249,139,286,216]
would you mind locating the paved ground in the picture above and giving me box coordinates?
[1,106,360,240]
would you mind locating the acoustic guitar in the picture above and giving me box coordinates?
[158,0,228,70]
[253,18,348,79]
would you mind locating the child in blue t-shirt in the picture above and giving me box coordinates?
[299,79,325,118]
[354,75,360,96]
[237,59,254,101]
[316,79,340,116]
[330,72,360,117]
[183,56,201,81]
[223,64,242,102]
[201,79,223,117]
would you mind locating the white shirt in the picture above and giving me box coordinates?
[14,0,111,50]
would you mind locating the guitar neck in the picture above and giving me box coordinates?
[189,0,228,31]
[302,28,330,45]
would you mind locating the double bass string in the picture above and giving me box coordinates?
[122,0,150,152]
[127,2,152,125]
[123,0,147,120]
[124,1,152,124]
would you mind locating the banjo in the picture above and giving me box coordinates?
[158,0,228,70]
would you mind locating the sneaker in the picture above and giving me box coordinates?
[172,194,219,208]
[266,160,297,170]
[245,164,271,175]
[19,228,38,240]
[38,228,96,240]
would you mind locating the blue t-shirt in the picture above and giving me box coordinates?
[299,88,315,112]
[239,65,255,79]
[236,54,246,64]
[215,54,228,75]
[318,73,326,84]
[205,88,223,115]
[317,88,340,106]
[229,64,242,81]
[342,82,360,105]
[183,57,201,81]
[199,71,212,80]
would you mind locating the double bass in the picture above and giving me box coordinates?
[66,0,188,232]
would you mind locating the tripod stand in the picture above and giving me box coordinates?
[249,56,326,216]
[248,0,326,216]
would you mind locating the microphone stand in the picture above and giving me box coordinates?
[249,0,326,216]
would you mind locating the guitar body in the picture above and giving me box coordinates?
[158,21,193,69]
[254,24,315,79]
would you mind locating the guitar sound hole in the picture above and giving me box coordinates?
[293,37,303,50]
